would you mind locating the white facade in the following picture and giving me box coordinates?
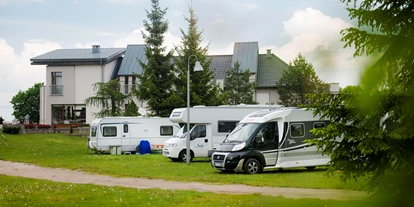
[39,61,118,125]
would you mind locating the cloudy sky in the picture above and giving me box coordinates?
[0,0,370,121]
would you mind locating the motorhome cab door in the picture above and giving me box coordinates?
[121,123,131,151]
[251,122,279,166]
[189,125,209,157]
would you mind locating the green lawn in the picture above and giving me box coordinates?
[0,175,375,207]
[0,133,361,190]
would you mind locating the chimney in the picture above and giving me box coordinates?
[92,45,100,53]
[266,49,271,58]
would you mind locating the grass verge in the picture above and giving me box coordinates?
[0,175,374,207]
[0,133,361,190]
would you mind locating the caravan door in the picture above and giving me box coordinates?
[190,125,209,157]
[121,123,131,151]
[252,122,279,166]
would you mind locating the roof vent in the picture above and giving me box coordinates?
[92,45,100,53]
[266,49,271,58]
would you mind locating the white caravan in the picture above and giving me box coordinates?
[88,117,180,153]
[211,108,330,174]
[163,105,283,162]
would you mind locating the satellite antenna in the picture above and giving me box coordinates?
[138,108,147,117]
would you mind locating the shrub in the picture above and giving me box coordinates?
[2,125,21,134]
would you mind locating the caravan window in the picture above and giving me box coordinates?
[103,126,117,137]
[123,124,128,133]
[290,123,304,138]
[160,126,174,136]
[218,121,238,133]
[91,127,97,137]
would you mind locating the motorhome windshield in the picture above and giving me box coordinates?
[225,123,260,143]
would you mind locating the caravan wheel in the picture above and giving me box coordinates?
[243,158,262,174]
[178,150,193,162]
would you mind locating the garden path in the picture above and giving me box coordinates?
[0,160,367,200]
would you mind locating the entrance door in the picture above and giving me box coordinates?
[121,123,131,151]
[252,122,278,166]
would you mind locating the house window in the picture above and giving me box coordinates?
[124,76,129,94]
[51,72,63,95]
[103,127,117,137]
[132,76,136,90]
[218,121,238,133]
[160,126,173,136]
[52,104,86,124]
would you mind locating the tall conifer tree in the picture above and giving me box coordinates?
[223,60,256,105]
[174,5,225,107]
[134,0,179,117]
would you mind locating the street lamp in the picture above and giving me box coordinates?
[187,55,203,165]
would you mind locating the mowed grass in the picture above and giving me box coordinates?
[0,133,361,190]
[0,175,375,207]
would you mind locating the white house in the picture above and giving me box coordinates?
[31,45,125,126]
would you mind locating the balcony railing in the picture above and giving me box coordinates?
[50,85,63,95]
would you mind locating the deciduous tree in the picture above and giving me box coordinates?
[10,82,43,123]
[276,53,328,107]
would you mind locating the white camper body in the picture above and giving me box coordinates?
[211,108,330,174]
[163,105,283,162]
[88,117,180,153]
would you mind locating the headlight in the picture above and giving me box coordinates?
[232,142,245,151]
[168,143,177,147]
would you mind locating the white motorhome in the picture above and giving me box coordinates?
[211,108,330,174]
[163,105,283,162]
[88,117,180,153]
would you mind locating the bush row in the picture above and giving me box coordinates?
[2,125,21,134]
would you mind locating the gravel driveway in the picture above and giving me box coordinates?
[0,160,367,200]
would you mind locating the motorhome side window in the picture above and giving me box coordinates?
[290,123,304,137]
[160,126,174,136]
[313,122,326,128]
[103,126,117,137]
[256,123,277,143]
[123,124,128,133]
[218,121,238,133]
[190,125,206,139]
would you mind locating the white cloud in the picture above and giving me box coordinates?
[239,3,258,11]
[96,31,116,36]
[260,7,368,87]
[208,42,234,55]
[75,42,100,48]
[0,38,61,121]
[113,28,182,53]
[107,0,134,3]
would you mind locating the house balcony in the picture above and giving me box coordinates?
[50,85,63,95]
